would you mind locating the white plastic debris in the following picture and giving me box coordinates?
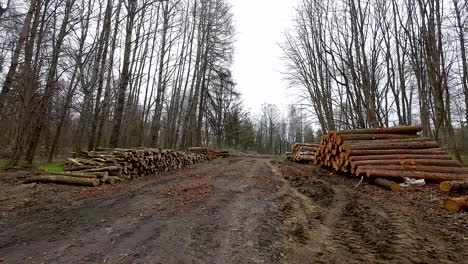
[400,177,425,187]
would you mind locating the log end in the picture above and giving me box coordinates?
[440,181,452,192]
[443,199,463,213]
[390,184,401,192]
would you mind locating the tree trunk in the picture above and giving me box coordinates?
[109,0,137,148]
[24,0,75,164]
[0,0,38,114]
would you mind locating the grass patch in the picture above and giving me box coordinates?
[209,158,225,164]
[36,161,63,173]
[0,161,7,168]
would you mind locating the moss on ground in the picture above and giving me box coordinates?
[36,161,63,173]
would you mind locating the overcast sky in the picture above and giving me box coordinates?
[228,0,299,116]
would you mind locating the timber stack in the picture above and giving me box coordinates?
[28,148,216,187]
[214,150,230,158]
[187,147,217,160]
[314,125,468,192]
[287,143,318,163]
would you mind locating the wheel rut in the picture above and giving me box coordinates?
[273,160,468,264]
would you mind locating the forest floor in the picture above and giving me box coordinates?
[0,157,467,264]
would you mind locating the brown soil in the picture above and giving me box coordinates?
[274,160,468,264]
[0,157,467,263]
[0,158,283,263]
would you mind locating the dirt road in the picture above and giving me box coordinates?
[0,157,467,263]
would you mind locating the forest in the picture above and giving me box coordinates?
[0,0,232,164]
[282,0,468,153]
[0,2,467,262]
[0,0,467,166]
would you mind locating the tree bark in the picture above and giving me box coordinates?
[24,0,75,164]
[27,175,100,187]
[0,0,38,114]
[350,154,453,161]
[358,169,468,181]
[357,165,468,174]
[109,0,137,148]
[353,159,462,169]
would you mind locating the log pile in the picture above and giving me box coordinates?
[187,147,217,160]
[214,150,230,158]
[28,148,216,187]
[314,126,468,183]
[287,143,318,163]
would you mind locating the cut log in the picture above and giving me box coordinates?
[352,159,463,169]
[443,196,468,212]
[105,176,119,185]
[344,142,439,151]
[357,169,468,181]
[369,178,401,192]
[350,154,453,162]
[64,165,97,171]
[341,137,433,146]
[71,158,103,166]
[440,181,468,192]
[348,148,448,156]
[337,134,420,141]
[79,166,122,176]
[27,175,100,187]
[335,125,423,135]
[356,165,468,174]
[48,171,108,179]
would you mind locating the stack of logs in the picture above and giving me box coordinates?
[287,143,318,163]
[313,125,468,212]
[214,150,230,158]
[188,147,230,159]
[28,148,217,187]
[187,147,215,160]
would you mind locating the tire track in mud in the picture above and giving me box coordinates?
[271,163,347,263]
[0,157,284,264]
[271,161,464,264]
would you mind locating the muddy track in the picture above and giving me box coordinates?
[0,158,467,263]
[0,158,284,264]
[275,161,468,264]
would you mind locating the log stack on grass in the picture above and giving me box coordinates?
[287,143,319,163]
[314,125,468,195]
[28,148,216,187]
